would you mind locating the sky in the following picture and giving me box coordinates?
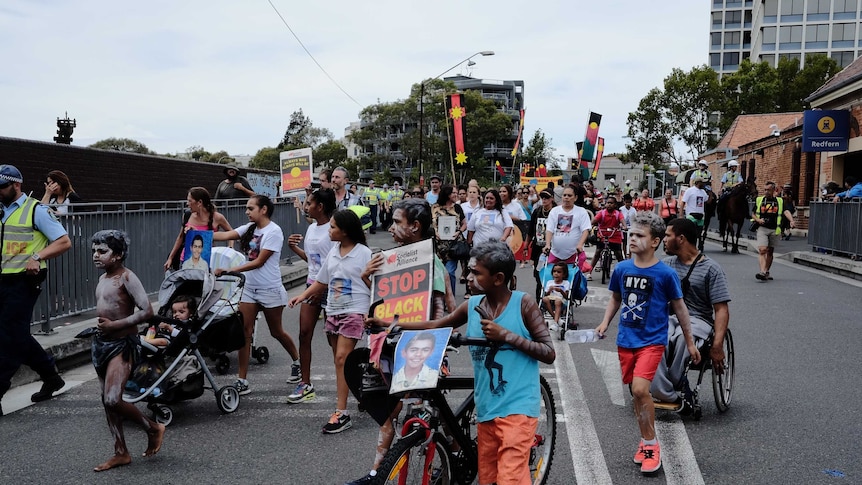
[0,0,708,163]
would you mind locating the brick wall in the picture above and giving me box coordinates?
[0,136,276,202]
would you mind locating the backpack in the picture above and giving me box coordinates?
[571,268,589,301]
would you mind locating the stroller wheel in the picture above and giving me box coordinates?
[154,405,173,426]
[254,346,270,364]
[215,355,230,375]
[216,386,240,414]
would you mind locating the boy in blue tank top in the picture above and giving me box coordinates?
[595,211,701,475]
[389,240,555,485]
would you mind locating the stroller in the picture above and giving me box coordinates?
[122,268,247,426]
[538,262,588,341]
[207,247,270,373]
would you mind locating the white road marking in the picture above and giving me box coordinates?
[590,348,627,406]
[553,339,613,485]
[656,416,706,485]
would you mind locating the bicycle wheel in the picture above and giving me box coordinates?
[601,250,611,284]
[532,375,557,485]
[373,430,453,485]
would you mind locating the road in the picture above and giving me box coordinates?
[1,231,860,484]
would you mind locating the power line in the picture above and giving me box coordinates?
[266,0,364,109]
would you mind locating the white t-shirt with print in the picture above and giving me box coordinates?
[316,243,373,316]
[543,279,571,300]
[504,201,523,220]
[235,221,284,290]
[681,187,707,216]
[460,201,482,237]
[545,205,592,260]
[467,208,513,244]
[304,221,333,285]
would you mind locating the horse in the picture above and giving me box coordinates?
[699,189,717,252]
[717,178,757,254]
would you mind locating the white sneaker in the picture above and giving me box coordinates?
[548,322,560,332]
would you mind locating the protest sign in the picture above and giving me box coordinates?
[371,239,434,323]
[389,328,451,394]
[280,148,313,197]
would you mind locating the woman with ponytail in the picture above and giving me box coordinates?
[164,187,232,272]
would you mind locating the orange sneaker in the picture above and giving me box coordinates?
[640,442,661,473]
[633,442,646,464]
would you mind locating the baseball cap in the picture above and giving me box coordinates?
[383,183,389,188]
[429,174,442,182]
[0,164,23,185]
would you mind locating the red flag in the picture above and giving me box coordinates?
[581,112,602,161]
[591,137,605,179]
[446,94,468,165]
[511,109,525,156]
[495,160,505,176]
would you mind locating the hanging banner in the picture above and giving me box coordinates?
[446,94,468,165]
[519,176,562,191]
[581,112,602,162]
[280,148,313,197]
[591,137,605,180]
[511,109,525,156]
[371,239,434,323]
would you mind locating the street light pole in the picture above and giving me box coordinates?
[418,50,494,183]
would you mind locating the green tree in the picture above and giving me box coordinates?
[186,145,211,161]
[89,137,154,154]
[277,109,334,151]
[313,140,348,170]
[791,54,842,109]
[626,88,674,166]
[249,147,281,171]
[720,59,780,132]
[207,150,233,164]
[520,129,556,169]
[662,66,722,155]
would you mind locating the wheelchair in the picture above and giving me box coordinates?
[654,327,735,420]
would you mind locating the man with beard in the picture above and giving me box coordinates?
[331,166,362,210]
[215,165,254,200]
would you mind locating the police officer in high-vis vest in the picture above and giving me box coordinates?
[378,183,392,230]
[752,181,795,282]
[390,181,404,202]
[0,165,72,415]
[364,180,380,234]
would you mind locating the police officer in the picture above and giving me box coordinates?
[720,160,744,192]
[390,181,404,202]
[692,160,713,192]
[364,180,381,234]
[0,165,72,415]
[378,183,392,230]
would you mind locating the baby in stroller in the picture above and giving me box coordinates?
[143,295,196,348]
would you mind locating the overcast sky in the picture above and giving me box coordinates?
[0,1,707,162]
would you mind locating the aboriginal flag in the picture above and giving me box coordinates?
[495,160,506,177]
[446,94,468,165]
[580,112,602,162]
[591,137,605,180]
[511,109,525,156]
[574,141,584,170]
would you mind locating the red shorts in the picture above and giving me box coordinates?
[617,344,665,385]
[476,415,537,485]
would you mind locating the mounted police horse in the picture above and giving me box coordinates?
[717,178,757,254]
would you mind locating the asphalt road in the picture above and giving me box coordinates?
[2,230,860,484]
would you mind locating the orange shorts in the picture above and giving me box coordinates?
[617,344,665,385]
[476,414,538,485]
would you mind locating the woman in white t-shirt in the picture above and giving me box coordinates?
[285,188,336,403]
[289,209,372,433]
[214,195,299,396]
[543,185,592,265]
[500,184,523,221]
[467,189,513,246]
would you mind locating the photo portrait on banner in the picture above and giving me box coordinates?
[181,230,213,271]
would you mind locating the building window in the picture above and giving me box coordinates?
[805,23,830,48]
[780,52,802,64]
[832,22,857,41]
[743,30,752,47]
[763,26,777,43]
[711,32,722,47]
[712,12,723,26]
[725,10,743,27]
[760,54,776,66]
[763,0,778,23]
[710,53,722,68]
[806,0,830,19]
[779,25,803,49]
[723,52,740,67]
[724,31,741,46]
[713,0,723,6]
[780,0,804,15]
[831,51,856,67]
[834,0,858,20]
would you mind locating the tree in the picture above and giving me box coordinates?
[186,145,211,162]
[792,54,841,108]
[277,109,334,151]
[662,66,722,156]
[626,88,674,166]
[720,59,780,132]
[520,129,555,169]
[249,147,281,171]
[313,140,349,170]
[89,137,154,154]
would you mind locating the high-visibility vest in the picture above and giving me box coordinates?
[348,205,373,230]
[724,171,742,188]
[364,187,380,205]
[1,197,49,273]
[379,190,391,203]
[390,189,404,201]
[754,196,784,235]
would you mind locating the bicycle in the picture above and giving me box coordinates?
[359,325,557,485]
[595,227,622,284]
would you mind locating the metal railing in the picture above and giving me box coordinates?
[808,199,862,258]
[32,199,309,332]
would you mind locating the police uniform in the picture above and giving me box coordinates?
[378,185,392,229]
[364,184,380,233]
[0,165,69,410]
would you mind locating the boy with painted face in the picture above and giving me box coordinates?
[369,241,555,485]
[90,230,164,472]
[595,212,700,475]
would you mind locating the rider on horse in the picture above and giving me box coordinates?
[717,160,744,218]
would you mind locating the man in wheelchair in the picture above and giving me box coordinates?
[653,219,730,413]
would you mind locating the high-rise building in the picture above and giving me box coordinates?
[710,0,862,75]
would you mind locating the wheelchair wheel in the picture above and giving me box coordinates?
[712,329,734,412]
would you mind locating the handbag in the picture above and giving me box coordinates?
[748,220,760,232]
[447,240,471,260]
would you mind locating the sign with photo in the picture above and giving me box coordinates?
[389,328,452,394]
[181,230,213,272]
[437,215,458,240]
[371,239,434,324]
[280,148,313,197]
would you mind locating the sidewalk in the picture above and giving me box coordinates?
[10,259,309,390]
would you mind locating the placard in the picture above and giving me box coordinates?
[371,239,434,323]
[280,148,313,197]
[181,230,212,271]
[437,215,458,240]
[389,328,452,394]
